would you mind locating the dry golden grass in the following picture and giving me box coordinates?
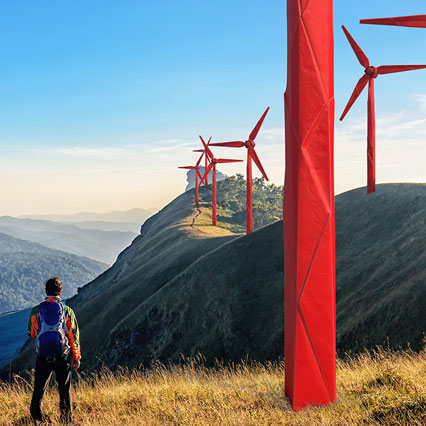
[1,348,425,426]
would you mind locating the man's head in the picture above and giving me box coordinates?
[45,276,62,296]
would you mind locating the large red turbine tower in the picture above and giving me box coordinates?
[200,138,242,226]
[210,108,269,234]
[339,25,426,193]
[285,0,335,411]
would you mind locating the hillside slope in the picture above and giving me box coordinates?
[103,184,426,367]
[0,233,108,313]
[6,183,425,375]
[335,184,426,353]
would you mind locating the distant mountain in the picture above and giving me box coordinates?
[60,221,141,233]
[0,216,137,264]
[0,232,107,313]
[21,208,153,224]
[6,182,425,376]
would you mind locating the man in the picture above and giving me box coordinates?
[27,276,81,424]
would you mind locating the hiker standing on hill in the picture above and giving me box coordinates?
[27,276,81,424]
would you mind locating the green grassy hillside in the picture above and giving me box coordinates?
[5,182,425,377]
[335,184,426,353]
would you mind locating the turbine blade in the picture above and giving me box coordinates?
[207,136,212,144]
[377,65,426,75]
[201,163,213,183]
[249,107,270,141]
[339,74,369,121]
[195,152,204,167]
[210,141,245,148]
[361,15,426,28]
[196,168,204,180]
[249,147,269,181]
[178,166,194,169]
[216,159,244,164]
[200,136,214,160]
[342,26,369,68]
[193,149,204,152]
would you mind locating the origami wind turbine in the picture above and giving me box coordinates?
[339,25,426,193]
[200,138,242,226]
[210,108,269,234]
[178,154,204,206]
[193,136,212,186]
[361,15,426,28]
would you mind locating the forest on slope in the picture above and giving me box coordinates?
[0,232,107,313]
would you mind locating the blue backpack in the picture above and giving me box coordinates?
[36,300,70,360]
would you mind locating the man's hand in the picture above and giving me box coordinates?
[72,359,80,370]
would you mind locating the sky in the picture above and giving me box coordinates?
[0,1,426,215]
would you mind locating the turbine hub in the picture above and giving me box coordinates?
[245,139,255,148]
[365,66,378,78]
[212,159,218,164]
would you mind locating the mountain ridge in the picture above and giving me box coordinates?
[4,182,425,377]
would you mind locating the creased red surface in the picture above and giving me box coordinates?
[284,0,336,410]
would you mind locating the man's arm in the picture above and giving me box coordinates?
[27,306,39,338]
[65,306,81,368]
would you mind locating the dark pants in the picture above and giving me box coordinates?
[30,354,72,423]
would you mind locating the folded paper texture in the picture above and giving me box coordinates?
[284,0,336,410]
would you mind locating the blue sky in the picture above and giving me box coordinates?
[0,1,425,214]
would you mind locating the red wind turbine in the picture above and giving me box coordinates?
[193,136,212,187]
[200,137,242,226]
[210,107,269,234]
[360,15,426,28]
[339,26,426,193]
[178,153,205,207]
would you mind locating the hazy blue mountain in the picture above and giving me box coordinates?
[60,221,141,233]
[0,216,137,264]
[0,232,107,313]
[0,308,30,368]
[21,208,153,224]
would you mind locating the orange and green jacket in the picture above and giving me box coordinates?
[27,296,81,362]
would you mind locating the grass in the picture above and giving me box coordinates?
[1,348,425,426]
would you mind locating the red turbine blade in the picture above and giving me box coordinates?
[207,136,212,144]
[377,65,426,75]
[200,136,214,160]
[361,15,426,28]
[193,149,204,152]
[195,153,204,167]
[216,159,244,164]
[249,107,270,141]
[178,166,194,169]
[249,147,269,181]
[201,163,213,183]
[342,26,369,68]
[210,141,245,148]
[196,168,204,180]
[339,74,369,121]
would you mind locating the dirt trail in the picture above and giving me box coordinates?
[191,208,202,228]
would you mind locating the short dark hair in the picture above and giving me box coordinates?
[46,276,62,296]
